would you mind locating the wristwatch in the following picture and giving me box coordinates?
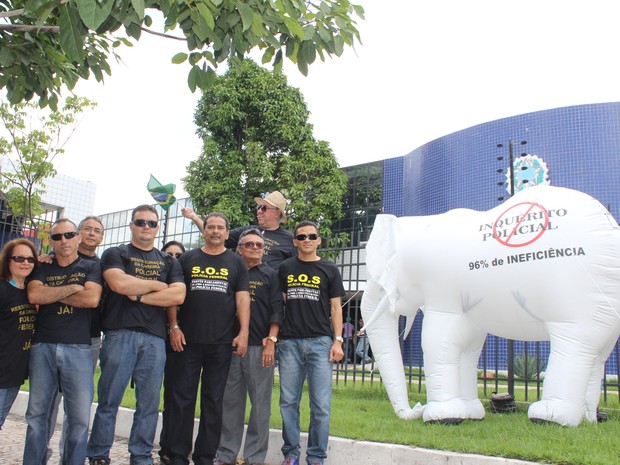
[334,336,344,343]
[267,336,278,344]
[168,324,180,334]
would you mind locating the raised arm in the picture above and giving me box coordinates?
[181,207,204,233]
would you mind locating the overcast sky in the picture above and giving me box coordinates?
[54,0,620,215]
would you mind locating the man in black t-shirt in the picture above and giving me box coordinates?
[214,229,283,465]
[182,191,295,270]
[23,218,103,465]
[87,205,186,465]
[277,220,345,465]
[167,212,250,465]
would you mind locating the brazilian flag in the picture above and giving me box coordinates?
[147,175,176,211]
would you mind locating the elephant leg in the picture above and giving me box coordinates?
[529,321,614,426]
[458,325,487,420]
[583,356,605,423]
[422,311,485,422]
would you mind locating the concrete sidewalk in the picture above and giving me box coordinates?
[5,391,545,465]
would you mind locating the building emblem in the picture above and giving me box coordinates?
[506,154,550,194]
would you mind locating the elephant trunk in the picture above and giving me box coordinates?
[361,282,424,420]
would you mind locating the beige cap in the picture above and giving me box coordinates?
[254,191,288,222]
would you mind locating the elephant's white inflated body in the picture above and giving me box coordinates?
[361,185,620,426]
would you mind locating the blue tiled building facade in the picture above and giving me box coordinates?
[379,102,620,375]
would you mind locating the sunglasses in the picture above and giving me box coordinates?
[50,231,79,241]
[133,219,159,228]
[241,241,264,249]
[295,233,319,241]
[166,252,183,258]
[257,205,279,212]
[11,255,36,264]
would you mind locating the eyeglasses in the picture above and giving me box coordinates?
[11,255,36,264]
[133,219,159,228]
[241,241,264,249]
[295,233,319,241]
[257,205,279,212]
[50,231,79,241]
[166,252,183,258]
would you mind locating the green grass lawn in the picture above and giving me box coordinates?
[22,369,620,465]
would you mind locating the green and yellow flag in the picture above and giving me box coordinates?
[147,175,176,211]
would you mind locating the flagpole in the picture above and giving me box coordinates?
[162,208,169,247]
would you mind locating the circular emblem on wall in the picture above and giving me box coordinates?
[506,154,550,194]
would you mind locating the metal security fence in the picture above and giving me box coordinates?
[328,244,620,404]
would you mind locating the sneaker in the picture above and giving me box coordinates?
[89,460,109,465]
[159,453,171,465]
[213,460,234,465]
[281,458,299,465]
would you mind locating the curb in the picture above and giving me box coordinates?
[10,391,545,465]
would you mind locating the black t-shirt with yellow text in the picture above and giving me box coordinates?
[178,248,249,344]
[278,257,345,339]
[100,244,184,340]
[31,257,102,345]
[0,280,36,388]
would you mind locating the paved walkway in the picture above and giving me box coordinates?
[2,413,132,465]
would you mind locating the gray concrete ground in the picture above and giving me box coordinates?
[4,391,545,465]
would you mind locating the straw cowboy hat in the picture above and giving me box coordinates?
[254,191,288,222]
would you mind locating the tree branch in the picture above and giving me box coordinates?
[140,26,185,41]
[0,24,59,33]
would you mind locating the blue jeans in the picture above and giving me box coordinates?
[23,342,94,465]
[277,336,333,465]
[88,329,166,465]
[0,385,20,429]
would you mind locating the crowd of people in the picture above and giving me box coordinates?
[0,191,346,465]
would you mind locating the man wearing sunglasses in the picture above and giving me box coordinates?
[44,216,105,464]
[88,205,186,465]
[182,191,295,270]
[214,229,283,465]
[276,221,345,465]
[23,219,103,465]
[166,212,250,465]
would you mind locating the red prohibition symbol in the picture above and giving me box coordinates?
[492,202,550,248]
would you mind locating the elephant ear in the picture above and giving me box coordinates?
[366,214,400,316]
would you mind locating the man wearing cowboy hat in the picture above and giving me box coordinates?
[182,191,294,270]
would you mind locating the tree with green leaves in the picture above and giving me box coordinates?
[184,58,348,247]
[0,95,96,233]
[0,0,364,109]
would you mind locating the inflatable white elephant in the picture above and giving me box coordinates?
[361,185,620,426]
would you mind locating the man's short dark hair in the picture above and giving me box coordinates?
[51,218,78,233]
[132,204,159,221]
[238,228,263,246]
[294,220,319,236]
[203,212,230,230]
[78,216,104,232]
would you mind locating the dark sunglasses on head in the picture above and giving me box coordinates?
[166,252,183,258]
[50,231,79,241]
[241,241,264,249]
[295,233,319,241]
[256,205,278,212]
[133,219,159,228]
[11,255,36,264]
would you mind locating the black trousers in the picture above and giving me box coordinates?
[168,343,233,465]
